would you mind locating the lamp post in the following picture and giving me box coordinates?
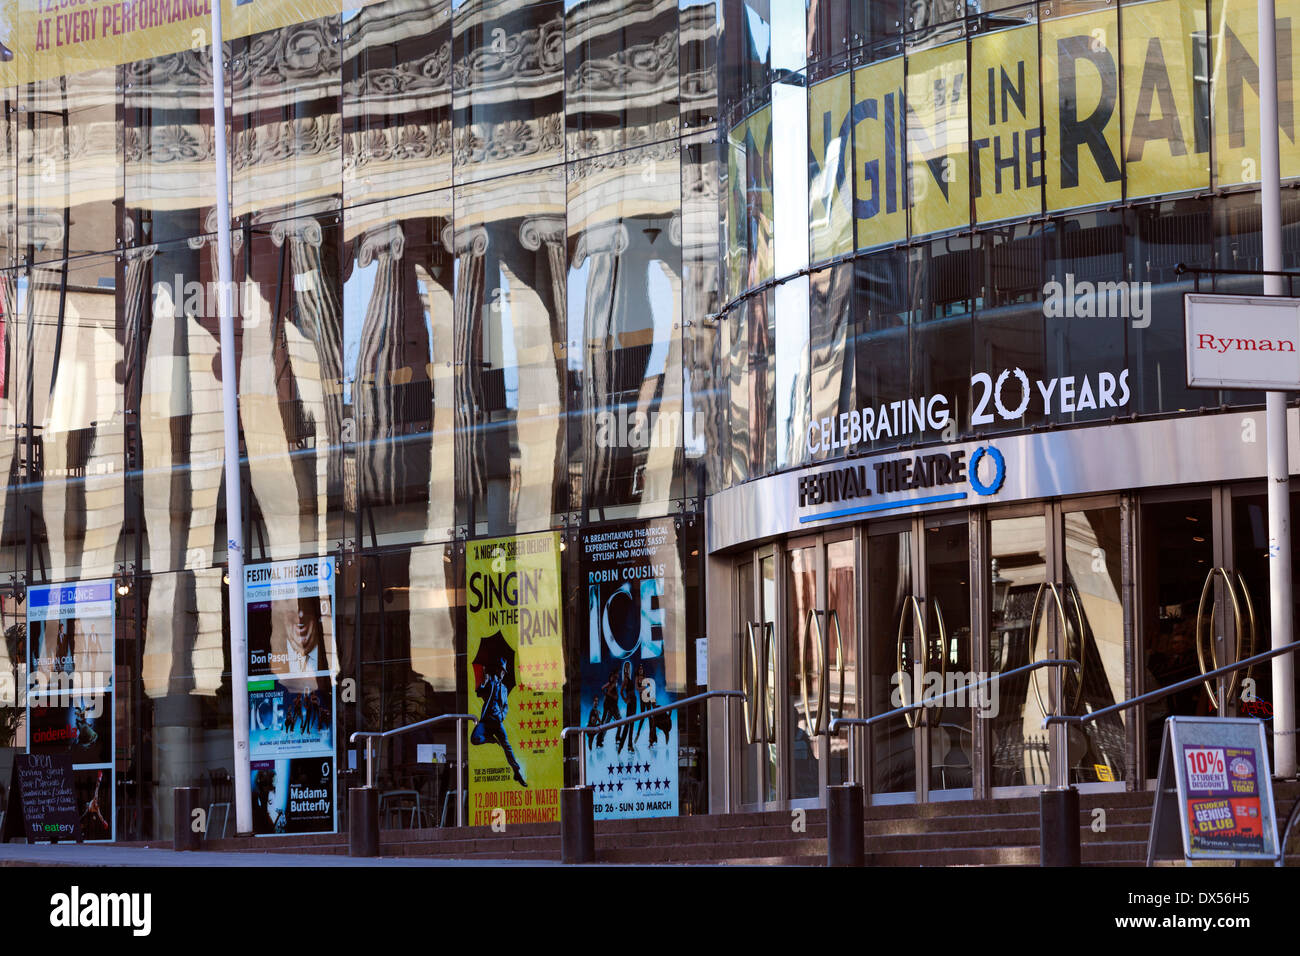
[210,0,253,832]
[1258,0,1297,778]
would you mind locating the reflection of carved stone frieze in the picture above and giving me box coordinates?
[21,121,116,164]
[567,30,677,101]
[568,137,678,184]
[440,223,489,258]
[453,113,562,168]
[569,117,679,163]
[356,222,406,268]
[681,154,719,202]
[232,114,343,173]
[231,19,342,94]
[124,123,215,165]
[123,48,213,111]
[346,119,452,171]
[680,68,718,108]
[451,12,564,96]
[343,40,452,103]
[907,0,966,38]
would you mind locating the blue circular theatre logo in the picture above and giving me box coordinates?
[968,445,1006,496]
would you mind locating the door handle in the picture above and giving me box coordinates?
[1062,582,1088,714]
[763,621,776,745]
[1195,567,1243,711]
[921,599,948,727]
[827,608,845,736]
[1233,571,1257,705]
[1030,582,1072,718]
[1194,568,1254,710]
[896,595,924,729]
[802,609,829,740]
[743,624,759,749]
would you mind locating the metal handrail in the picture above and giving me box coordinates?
[1281,795,1300,867]
[562,690,747,810]
[350,713,477,828]
[1044,638,1300,731]
[829,659,1080,786]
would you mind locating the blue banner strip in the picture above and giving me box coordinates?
[798,491,968,523]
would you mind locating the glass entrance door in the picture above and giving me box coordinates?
[1140,489,1262,776]
[736,548,779,809]
[736,534,859,810]
[865,516,972,803]
[987,501,1127,791]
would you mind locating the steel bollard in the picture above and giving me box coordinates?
[1039,786,1081,866]
[173,787,201,851]
[561,786,595,864]
[350,787,379,858]
[827,783,865,867]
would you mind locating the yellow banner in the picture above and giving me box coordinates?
[725,104,775,293]
[1042,9,1123,211]
[1212,0,1300,185]
[853,55,906,249]
[465,532,564,826]
[725,120,747,297]
[906,41,970,236]
[971,23,1042,223]
[0,0,343,86]
[809,72,853,262]
[1123,0,1209,197]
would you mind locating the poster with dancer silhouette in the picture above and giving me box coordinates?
[580,520,680,820]
[465,533,564,825]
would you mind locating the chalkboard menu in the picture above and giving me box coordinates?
[1,753,83,843]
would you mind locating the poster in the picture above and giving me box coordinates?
[581,519,679,820]
[26,579,115,842]
[245,557,337,836]
[250,758,335,835]
[465,532,564,826]
[1182,745,1265,854]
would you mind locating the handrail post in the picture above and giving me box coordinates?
[562,729,595,864]
[1042,658,1079,866]
[722,698,731,812]
[455,718,465,829]
[847,725,856,786]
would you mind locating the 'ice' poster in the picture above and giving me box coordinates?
[26,579,116,842]
[245,557,337,836]
[465,533,564,825]
[581,520,680,820]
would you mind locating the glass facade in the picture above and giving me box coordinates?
[0,0,715,840]
[0,0,1297,840]
[720,0,1300,477]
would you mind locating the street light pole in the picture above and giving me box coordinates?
[1257,0,1296,778]
[211,0,253,831]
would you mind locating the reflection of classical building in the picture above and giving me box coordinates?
[0,0,717,840]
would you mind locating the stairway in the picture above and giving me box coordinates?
[125,782,1300,866]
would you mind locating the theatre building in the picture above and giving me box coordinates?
[0,0,1297,845]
